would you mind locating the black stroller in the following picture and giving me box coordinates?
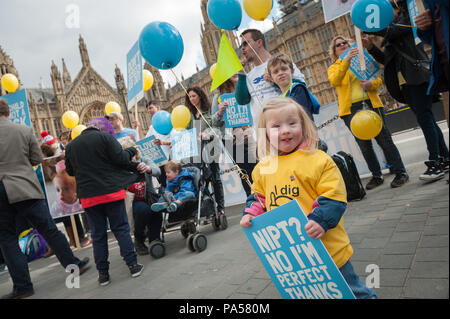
[148,162,228,258]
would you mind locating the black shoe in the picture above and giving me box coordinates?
[391,173,409,188]
[1,289,34,299]
[420,161,445,182]
[129,263,144,278]
[440,158,449,173]
[134,240,149,256]
[77,257,90,275]
[366,176,384,190]
[98,271,110,286]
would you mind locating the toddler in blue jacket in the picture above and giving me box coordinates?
[151,161,197,213]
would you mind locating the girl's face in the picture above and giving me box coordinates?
[54,177,77,204]
[188,90,200,107]
[265,106,303,154]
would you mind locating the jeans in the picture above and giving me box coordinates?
[402,83,449,161]
[0,181,81,294]
[174,191,196,203]
[339,260,377,299]
[209,162,225,211]
[132,200,162,243]
[84,199,136,272]
[341,101,406,177]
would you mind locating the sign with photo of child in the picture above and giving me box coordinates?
[171,128,199,161]
[135,134,168,165]
[219,93,253,128]
[242,200,355,299]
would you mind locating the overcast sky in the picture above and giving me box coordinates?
[0,0,281,90]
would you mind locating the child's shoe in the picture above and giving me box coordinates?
[151,202,169,212]
[167,201,178,213]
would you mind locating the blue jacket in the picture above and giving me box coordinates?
[417,0,449,94]
[285,81,321,116]
[166,169,197,199]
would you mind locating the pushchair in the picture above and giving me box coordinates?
[148,162,228,258]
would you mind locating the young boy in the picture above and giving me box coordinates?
[151,161,197,213]
[266,53,320,121]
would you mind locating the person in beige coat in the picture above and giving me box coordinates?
[0,98,90,299]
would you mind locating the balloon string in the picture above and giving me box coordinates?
[168,66,264,210]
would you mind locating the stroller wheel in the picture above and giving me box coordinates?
[187,234,196,252]
[149,241,165,259]
[193,233,207,252]
[180,222,190,238]
[219,214,228,230]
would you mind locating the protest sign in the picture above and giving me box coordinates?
[322,0,358,23]
[4,89,31,127]
[242,200,355,299]
[406,0,422,45]
[126,41,144,110]
[340,43,381,81]
[220,93,253,128]
[136,135,168,165]
[171,128,199,161]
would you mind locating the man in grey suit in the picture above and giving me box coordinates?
[0,98,90,299]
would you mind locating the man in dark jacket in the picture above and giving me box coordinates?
[65,123,151,286]
[362,0,449,182]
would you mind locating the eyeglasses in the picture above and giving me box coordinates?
[335,41,348,48]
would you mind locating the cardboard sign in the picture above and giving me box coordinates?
[242,200,355,299]
[126,41,144,109]
[136,135,168,165]
[220,93,253,128]
[4,89,31,127]
[322,0,358,23]
[340,43,381,81]
[171,128,199,161]
[407,0,422,45]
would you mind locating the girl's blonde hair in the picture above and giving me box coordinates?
[117,136,141,159]
[328,36,354,62]
[257,97,318,160]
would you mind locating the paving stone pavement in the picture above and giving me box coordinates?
[0,162,448,299]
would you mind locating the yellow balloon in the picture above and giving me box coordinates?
[71,124,87,140]
[143,69,154,91]
[105,101,121,115]
[209,63,216,79]
[1,73,19,93]
[171,105,191,131]
[243,0,273,21]
[61,111,79,129]
[350,110,383,140]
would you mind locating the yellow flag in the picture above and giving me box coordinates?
[210,30,243,92]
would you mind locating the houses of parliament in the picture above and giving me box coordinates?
[0,0,393,138]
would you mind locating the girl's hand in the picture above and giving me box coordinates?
[360,80,373,90]
[344,48,359,62]
[218,102,228,116]
[305,220,325,239]
[240,214,254,228]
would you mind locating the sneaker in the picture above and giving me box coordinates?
[391,173,409,188]
[151,202,168,212]
[366,176,384,190]
[78,257,91,275]
[1,289,34,299]
[98,271,110,286]
[420,161,445,182]
[129,263,144,278]
[440,158,449,173]
[134,240,149,256]
[167,201,178,213]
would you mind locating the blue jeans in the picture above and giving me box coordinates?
[85,199,136,272]
[173,191,196,203]
[0,181,82,294]
[339,260,377,299]
[342,102,407,177]
[132,200,162,243]
[402,83,449,161]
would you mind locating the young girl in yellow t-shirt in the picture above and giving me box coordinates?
[240,97,376,299]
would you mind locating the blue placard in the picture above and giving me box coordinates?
[220,93,253,128]
[242,200,355,299]
[340,43,381,81]
[407,0,422,45]
[3,89,31,127]
[126,41,144,109]
[171,128,198,161]
[135,135,168,165]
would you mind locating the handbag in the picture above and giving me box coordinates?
[391,43,431,73]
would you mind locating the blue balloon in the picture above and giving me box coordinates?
[207,0,242,30]
[152,110,173,135]
[350,0,394,32]
[139,21,184,70]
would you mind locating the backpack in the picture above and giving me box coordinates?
[332,151,366,202]
[18,229,48,262]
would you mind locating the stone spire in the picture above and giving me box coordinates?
[79,34,90,67]
[61,58,72,89]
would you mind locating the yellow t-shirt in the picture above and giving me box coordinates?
[349,72,365,103]
[252,149,353,268]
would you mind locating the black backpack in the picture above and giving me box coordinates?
[332,151,366,202]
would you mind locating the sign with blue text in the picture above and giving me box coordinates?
[3,89,31,127]
[220,93,253,128]
[136,135,168,165]
[407,0,422,45]
[171,128,198,161]
[242,200,355,299]
[126,41,144,109]
[340,43,381,81]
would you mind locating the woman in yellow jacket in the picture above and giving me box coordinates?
[328,36,409,190]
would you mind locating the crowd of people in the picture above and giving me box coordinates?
[0,0,448,299]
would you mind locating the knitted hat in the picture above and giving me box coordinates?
[40,131,56,145]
